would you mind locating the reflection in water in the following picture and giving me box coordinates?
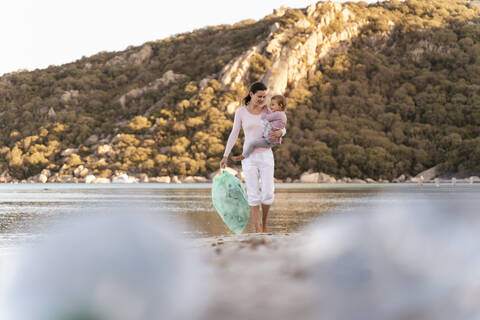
[0,184,380,248]
[1,183,478,248]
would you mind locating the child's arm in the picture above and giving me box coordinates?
[265,111,285,122]
[269,127,286,139]
[268,112,287,138]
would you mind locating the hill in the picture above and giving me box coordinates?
[1,0,479,182]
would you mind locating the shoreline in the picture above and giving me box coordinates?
[2,167,479,185]
[1,178,479,185]
[1,181,479,187]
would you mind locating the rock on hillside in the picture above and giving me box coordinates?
[119,70,187,108]
[219,2,368,94]
[106,44,153,66]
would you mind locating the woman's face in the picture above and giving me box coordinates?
[250,90,266,107]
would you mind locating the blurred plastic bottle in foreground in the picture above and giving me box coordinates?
[4,211,210,320]
[304,197,480,320]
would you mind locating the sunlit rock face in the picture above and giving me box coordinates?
[220,2,367,95]
[303,196,480,320]
[4,211,210,320]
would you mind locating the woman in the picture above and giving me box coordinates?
[220,82,284,233]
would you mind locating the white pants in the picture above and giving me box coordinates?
[241,149,275,206]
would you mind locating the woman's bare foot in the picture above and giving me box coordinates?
[231,155,245,162]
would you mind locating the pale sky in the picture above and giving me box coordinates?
[0,0,377,76]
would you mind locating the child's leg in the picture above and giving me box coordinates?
[232,141,253,161]
[243,138,272,157]
[232,138,272,162]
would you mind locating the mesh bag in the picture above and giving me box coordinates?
[212,170,250,234]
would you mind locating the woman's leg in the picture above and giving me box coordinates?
[259,150,275,233]
[250,205,262,233]
[261,204,270,232]
[242,155,262,233]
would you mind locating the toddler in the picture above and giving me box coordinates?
[232,95,287,161]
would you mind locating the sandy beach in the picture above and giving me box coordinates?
[0,232,317,320]
[192,233,317,320]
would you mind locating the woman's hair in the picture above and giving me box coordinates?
[271,95,287,111]
[244,82,267,105]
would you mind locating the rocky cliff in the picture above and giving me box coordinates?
[220,2,367,95]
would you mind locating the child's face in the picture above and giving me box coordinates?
[270,99,282,112]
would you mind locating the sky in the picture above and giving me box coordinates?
[0,0,378,76]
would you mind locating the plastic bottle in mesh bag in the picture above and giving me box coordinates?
[211,170,250,234]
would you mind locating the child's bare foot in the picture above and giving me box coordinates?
[231,155,245,162]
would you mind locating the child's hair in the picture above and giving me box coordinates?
[271,95,287,111]
[244,82,267,105]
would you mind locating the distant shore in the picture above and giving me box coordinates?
[1,177,479,184]
[0,176,478,185]
[1,167,479,185]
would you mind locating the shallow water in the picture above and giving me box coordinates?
[1,183,478,251]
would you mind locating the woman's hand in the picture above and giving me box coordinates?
[269,129,283,138]
[219,157,228,169]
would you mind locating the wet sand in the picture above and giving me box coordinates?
[192,233,317,320]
